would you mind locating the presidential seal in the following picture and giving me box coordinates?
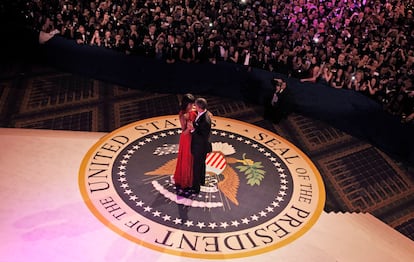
[78,116,325,259]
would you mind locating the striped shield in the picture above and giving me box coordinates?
[205,152,227,175]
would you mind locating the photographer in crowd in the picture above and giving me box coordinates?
[264,77,293,123]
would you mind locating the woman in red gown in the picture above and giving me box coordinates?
[174,94,197,189]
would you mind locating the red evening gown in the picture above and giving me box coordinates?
[173,110,197,189]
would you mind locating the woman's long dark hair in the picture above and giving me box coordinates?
[180,93,195,111]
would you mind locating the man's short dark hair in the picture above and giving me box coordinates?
[195,97,207,110]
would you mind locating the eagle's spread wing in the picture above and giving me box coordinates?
[145,158,177,175]
[218,166,240,206]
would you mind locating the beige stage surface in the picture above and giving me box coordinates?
[1,128,413,262]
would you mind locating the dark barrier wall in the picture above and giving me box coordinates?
[40,36,414,166]
[42,36,253,99]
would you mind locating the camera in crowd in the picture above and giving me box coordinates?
[271,77,283,88]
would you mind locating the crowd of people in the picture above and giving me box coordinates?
[26,0,414,123]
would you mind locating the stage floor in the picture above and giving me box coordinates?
[1,127,413,262]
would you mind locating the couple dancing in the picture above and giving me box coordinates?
[174,94,212,194]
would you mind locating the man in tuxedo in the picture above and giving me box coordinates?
[194,36,208,63]
[190,98,212,193]
[75,25,89,45]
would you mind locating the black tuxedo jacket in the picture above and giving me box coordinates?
[75,32,89,44]
[191,111,212,154]
[195,44,208,63]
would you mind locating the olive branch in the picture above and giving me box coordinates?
[235,153,266,186]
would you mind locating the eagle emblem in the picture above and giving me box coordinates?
[145,142,266,207]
